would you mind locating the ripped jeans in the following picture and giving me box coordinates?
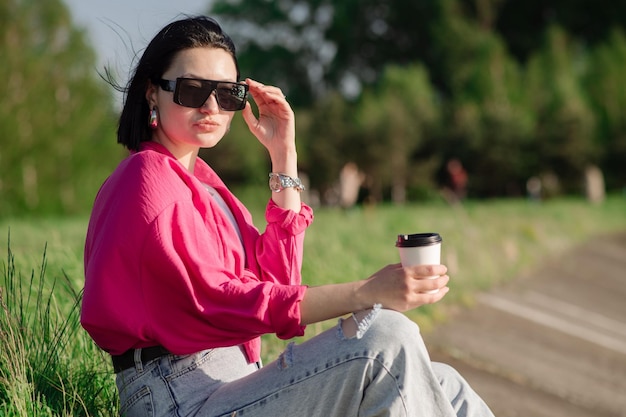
[116,309,494,417]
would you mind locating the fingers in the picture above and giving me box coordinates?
[405,264,449,294]
[241,79,295,154]
[408,264,447,277]
[243,77,293,130]
[245,78,287,107]
[241,101,256,129]
[396,264,450,307]
[363,263,450,312]
[419,275,450,295]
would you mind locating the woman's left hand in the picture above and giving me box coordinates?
[241,78,296,160]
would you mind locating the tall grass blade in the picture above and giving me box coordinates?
[1,234,118,416]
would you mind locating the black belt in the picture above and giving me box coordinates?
[111,346,171,373]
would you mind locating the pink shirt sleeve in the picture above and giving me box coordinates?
[247,199,313,286]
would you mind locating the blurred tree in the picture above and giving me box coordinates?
[301,91,353,203]
[525,26,598,194]
[494,0,626,62]
[300,64,440,205]
[435,2,535,197]
[208,0,623,199]
[584,28,626,191]
[211,0,445,106]
[0,0,123,216]
[353,64,440,203]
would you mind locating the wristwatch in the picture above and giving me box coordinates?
[269,173,305,192]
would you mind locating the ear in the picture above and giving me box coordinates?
[146,80,158,108]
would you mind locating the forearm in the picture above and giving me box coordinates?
[299,281,369,325]
[299,264,451,325]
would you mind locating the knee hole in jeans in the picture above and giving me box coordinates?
[339,304,382,340]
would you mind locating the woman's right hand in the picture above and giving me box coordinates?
[299,264,449,325]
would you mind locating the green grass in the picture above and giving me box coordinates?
[1,195,626,415]
[1,236,117,416]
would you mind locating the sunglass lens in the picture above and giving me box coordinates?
[177,79,211,108]
[216,84,247,111]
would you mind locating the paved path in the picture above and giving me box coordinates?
[424,232,626,417]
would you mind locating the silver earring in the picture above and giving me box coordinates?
[149,106,158,129]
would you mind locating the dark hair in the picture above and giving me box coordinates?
[117,16,240,151]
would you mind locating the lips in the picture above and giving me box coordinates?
[194,119,220,131]
[195,119,218,127]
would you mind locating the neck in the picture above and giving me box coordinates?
[150,137,199,173]
[177,151,198,173]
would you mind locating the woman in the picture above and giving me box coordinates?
[81,15,494,417]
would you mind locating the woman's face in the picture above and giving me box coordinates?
[147,47,238,155]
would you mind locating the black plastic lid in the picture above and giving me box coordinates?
[395,233,442,247]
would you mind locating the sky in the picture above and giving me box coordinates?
[62,0,214,106]
[62,0,213,76]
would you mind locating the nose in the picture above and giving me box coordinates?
[201,90,219,112]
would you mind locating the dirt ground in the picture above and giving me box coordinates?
[424,232,626,417]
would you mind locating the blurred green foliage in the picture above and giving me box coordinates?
[213,0,626,202]
[0,0,124,217]
[2,0,626,216]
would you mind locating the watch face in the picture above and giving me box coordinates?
[269,174,282,192]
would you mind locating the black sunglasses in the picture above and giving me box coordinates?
[158,78,248,111]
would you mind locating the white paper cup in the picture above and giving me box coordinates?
[396,233,442,293]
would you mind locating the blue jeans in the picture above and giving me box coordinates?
[116,309,494,417]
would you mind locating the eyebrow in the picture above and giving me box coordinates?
[179,73,238,82]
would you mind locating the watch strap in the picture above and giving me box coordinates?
[269,173,305,192]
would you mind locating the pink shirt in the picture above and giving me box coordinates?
[81,142,313,363]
